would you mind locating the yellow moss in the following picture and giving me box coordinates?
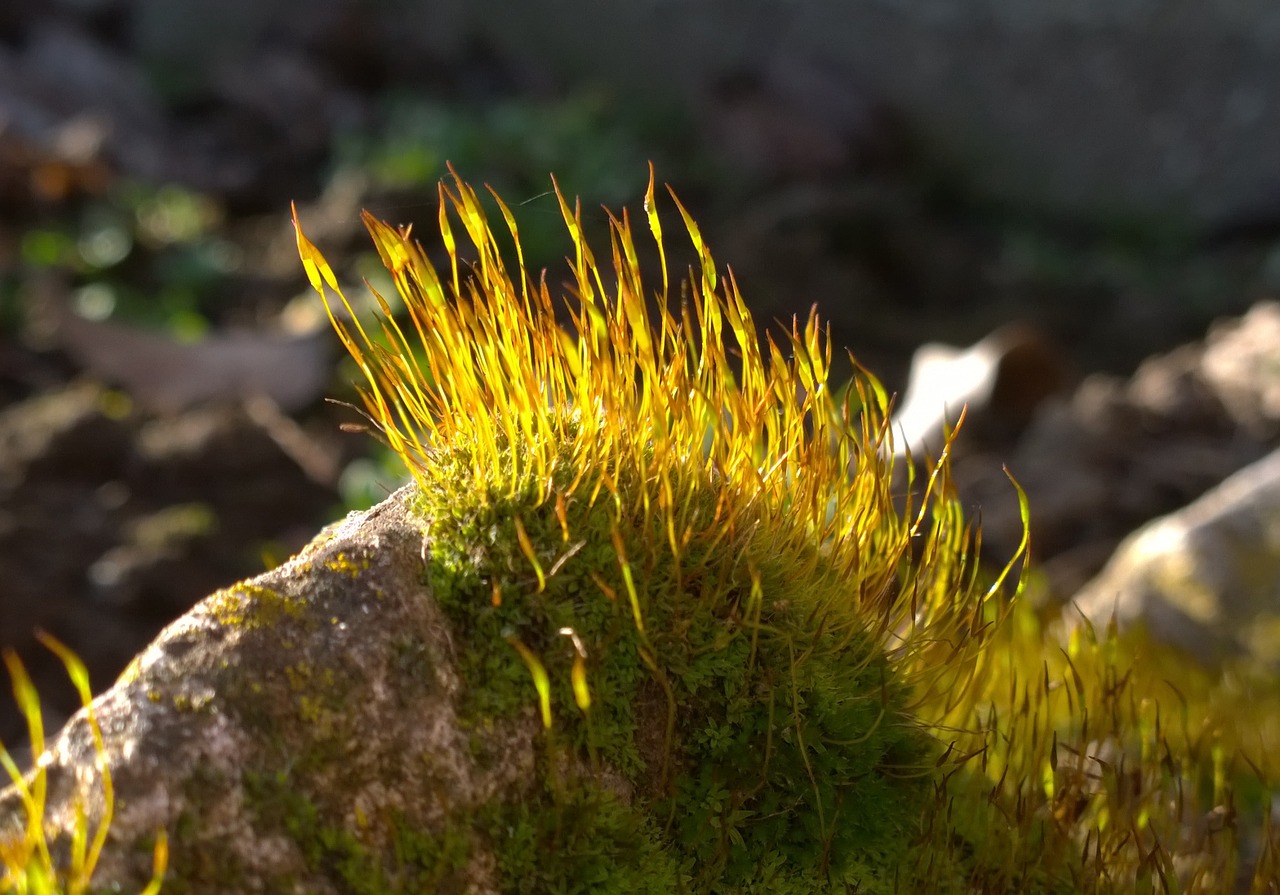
[293,166,995,726]
[1,636,167,895]
[282,662,342,727]
[294,168,1009,892]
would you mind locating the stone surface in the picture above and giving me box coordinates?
[0,487,527,893]
[889,322,1069,460]
[0,466,941,892]
[1068,446,1280,669]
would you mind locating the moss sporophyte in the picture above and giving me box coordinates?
[0,636,167,895]
[293,166,1020,893]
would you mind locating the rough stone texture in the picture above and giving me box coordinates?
[1068,446,1280,669]
[0,487,530,893]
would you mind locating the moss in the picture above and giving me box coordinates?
[242,770,472,895]
[410,437,936,892]
[277,169,1280,891]
[225,657,363,786]
[290,170,992,892]
[480,774,685,894]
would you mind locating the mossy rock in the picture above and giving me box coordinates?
[8,171,1269,894]
[0,478,947,894]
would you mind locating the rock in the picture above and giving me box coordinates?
[0,487,523,893]
[0,382,337,748]
[889,322,1069,460]
[1067,446,1280,669]
[955,301,1280,599]
[43,285,334,413]
[1200,301,1280,440]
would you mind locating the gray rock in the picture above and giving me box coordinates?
[889,322,1069,460]
[1068,446,1280,668]
[1201,301,1280,439]
[0,460,942,892]
[0,488,525,893]
[0,379,338,750]
[957,301,1280,600]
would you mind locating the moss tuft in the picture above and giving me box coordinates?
[293,168,1280,891]
[481,777,684,895]
[295,168,995,891]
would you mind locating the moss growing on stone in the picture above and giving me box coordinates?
[294,167,1003,892]
[5,166,1277,894]
[289,165,1280,890]
[204,582,307,632]
[244,770,473,895]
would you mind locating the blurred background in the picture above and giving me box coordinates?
[4,0,1280,745]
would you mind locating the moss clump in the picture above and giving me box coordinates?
[295,168,1280,891]
[480,777,685,895]
[415,447,935,891]
[295,167,998,892]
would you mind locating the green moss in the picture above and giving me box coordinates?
[480,775,685,894]
[243,770,472,895]
[414,440,937,892]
